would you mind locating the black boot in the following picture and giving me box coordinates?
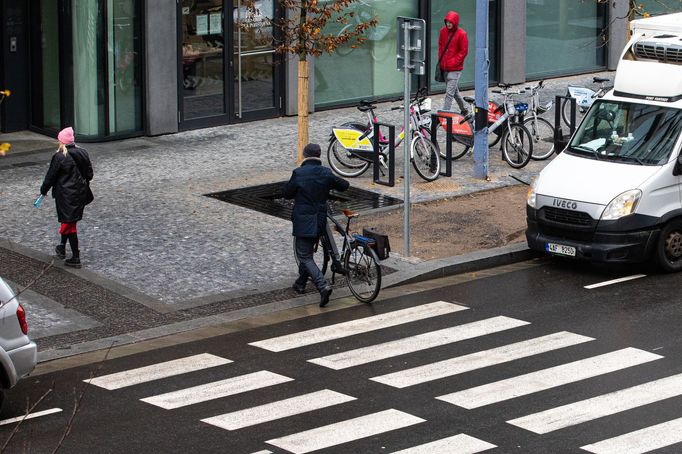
[65,234,81,268]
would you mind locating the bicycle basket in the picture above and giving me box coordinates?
[417,98,432,113]
[537,100,553,114]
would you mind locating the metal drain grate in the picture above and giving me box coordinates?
[205,182,403,220]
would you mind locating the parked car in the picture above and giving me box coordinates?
[0,277,37,406]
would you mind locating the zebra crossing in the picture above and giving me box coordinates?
[85,300,682,453]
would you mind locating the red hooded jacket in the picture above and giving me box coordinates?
[438,11,468,72]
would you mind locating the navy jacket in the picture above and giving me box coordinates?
[283,158,350,238]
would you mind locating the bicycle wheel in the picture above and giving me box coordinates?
[326,138,370,178]
[524,116,555,160]
[344,243,381,303]
[293,237,330,277]
[501,124,533,169]
[561,97,584,129]
[440,135,470,160]
[410,134,440,182]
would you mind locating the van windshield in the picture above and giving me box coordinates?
[567,100,682,165]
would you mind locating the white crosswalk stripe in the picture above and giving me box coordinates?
[580,416,682,453]
[265,409,426,454]
[390,433,497,453]
[308,316,529,370]
[437,348,662,409]
[371,331,594,388]
[508,372,682,434]
[201,389,356,430]
[249,301,468,352]
[86,353,232,390]
[140,371,293,409]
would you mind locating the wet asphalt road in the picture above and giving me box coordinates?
[1,258,681,454]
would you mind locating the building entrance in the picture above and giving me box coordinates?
[179,0,281,128]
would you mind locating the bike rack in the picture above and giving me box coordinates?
[430,112,454,177]
[372,122,395,187]
[554,96,577,153]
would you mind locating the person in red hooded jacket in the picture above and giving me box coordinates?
[438,10,469,114]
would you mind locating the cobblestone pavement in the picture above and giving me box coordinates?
[0,71,611,359]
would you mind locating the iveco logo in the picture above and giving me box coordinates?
[552,198,578,210]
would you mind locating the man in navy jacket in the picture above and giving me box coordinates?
[283,143,350,307]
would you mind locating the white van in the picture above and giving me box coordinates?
[526,13,682,271]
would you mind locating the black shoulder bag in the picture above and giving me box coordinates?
[435,33,454,83]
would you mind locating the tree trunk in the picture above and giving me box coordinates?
[297,59,309,165]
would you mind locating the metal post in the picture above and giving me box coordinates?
[473,0,489,179]
[402,22,411,258]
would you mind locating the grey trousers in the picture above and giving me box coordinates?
[443,70,467,113]
[294,236,328,292]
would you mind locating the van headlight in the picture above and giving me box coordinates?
[527,177,538,208]
[601,189,641,220]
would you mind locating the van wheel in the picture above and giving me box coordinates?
[655,220,682,272]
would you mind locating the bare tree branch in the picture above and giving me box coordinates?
[0,382,55,452]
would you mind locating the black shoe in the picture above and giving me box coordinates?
[319,286,333,307]
[55,244,66,259]
[64,257,82,269]
[292,283,306,294]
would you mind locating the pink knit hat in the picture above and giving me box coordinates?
[57,127,75,145]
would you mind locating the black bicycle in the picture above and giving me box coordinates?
[293,208,382,303]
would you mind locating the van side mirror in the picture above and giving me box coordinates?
[674,155,682,176]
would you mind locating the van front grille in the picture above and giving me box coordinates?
[634,41,682,63]
[543,207,593,226]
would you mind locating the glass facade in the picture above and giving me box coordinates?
[430,0,498,93]
[315,1,419,108]
[639,1,682,16]
[30,0,142,140]
[526,0,606,79]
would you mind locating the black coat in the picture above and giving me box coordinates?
[40,145,93,223]
[283,159,350,238]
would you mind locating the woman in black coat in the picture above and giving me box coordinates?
[40,127,93,268]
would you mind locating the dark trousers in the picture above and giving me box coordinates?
[294,236,327,292]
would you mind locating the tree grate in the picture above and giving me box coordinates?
[205,182,403,220]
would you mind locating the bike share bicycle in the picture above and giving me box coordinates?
[293,207,382,303]
[437,85,534,168]
[0,89,11,155]
[327,88,441,182]
[562,77,612,128]
[521,80,556,160]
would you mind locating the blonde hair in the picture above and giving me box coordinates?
[58,142,68,156]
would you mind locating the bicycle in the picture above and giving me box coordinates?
[327,88,441,182]
[521,80,555,161]
[293,208,382,303]
[437,85,534,169]
[562,77,612,128]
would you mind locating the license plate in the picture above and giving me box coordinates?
[546,243,576,257]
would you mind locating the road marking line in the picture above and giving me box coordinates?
[390,433,497,453]
[584,274,646,289]
[86,353,232,390]
[0,408,63,426]
[201,389,356,430]
[140,371,293,409]
[309,316,529,370]
[250,301,467,352]
[371,331,594,389]
[437,348,662,409]
[248,451,272,454]
[266,409,425,454]
[508,372,682,434]
[580,416,682,453]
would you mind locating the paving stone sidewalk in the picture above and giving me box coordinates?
[0,71,611,360]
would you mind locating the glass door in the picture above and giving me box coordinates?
[232,0,280,120]
[181,0,226,121]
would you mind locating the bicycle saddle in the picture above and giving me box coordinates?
[464,96,475,103]
[593,77,610,83]
[498,83,512,89]
[357,100,376,112]
[342,209,359,218]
